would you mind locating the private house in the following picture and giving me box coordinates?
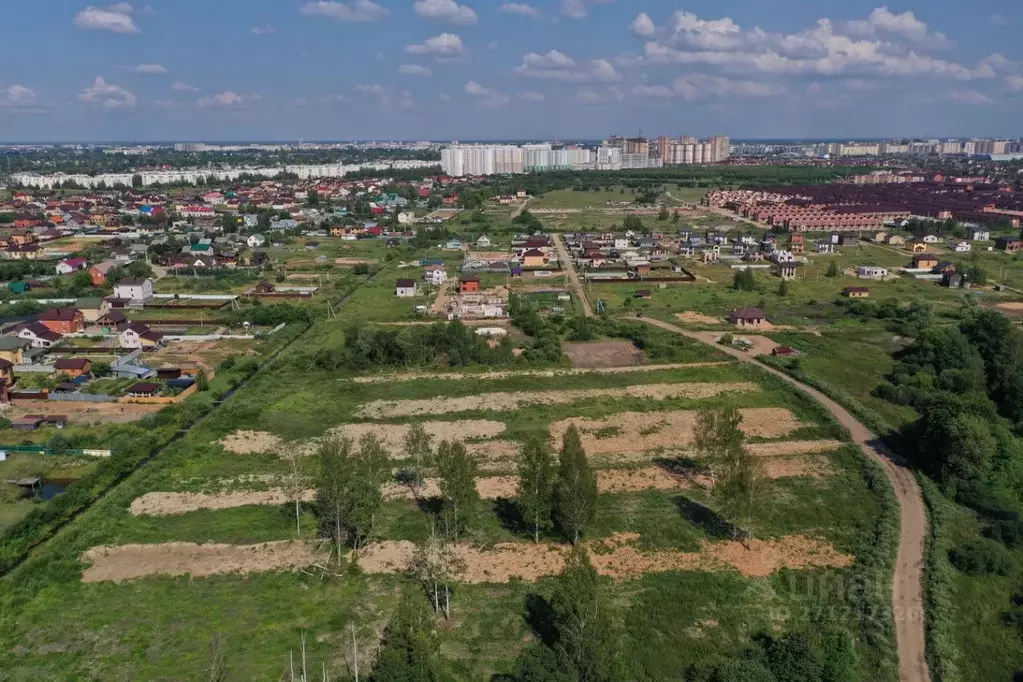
[0,358,14,386]
[816,241,837,254]
[856,265,888,280]
[943,271,963,288]
[789,234,805,254]
[443,238,463,251]
[113,277,154,303]
[912,254,940,269]
[921,234,942,244]
[907,238,929,253]
[88,260,118,286]
[775,262,799,280]
[968,227,991,242]
[728,307,767,328]
[459,275,481,294]
[521,249,547,267]
[996,237,1023,254]
[54,358,92,378]
[97,311,128,329]
[55,257,88,275]
[843,287,871,299]
[395,279,418,297]
[119,323,164,350]
[75,297,109,323]
[424,267,448,285]
[950,239,972,253]
[246,234,267,248]
[476,235,492,248]
[126,382,161,398]
[17,322,62,348]
[39,308,85,334]
[0,337,30,364]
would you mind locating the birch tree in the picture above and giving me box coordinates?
[436,441,480,541]
[317,434,390,565]
[280,447,308,536]
[409,525,466,619]
[693,406,744,483]
[318,435,354,564]
[516,434,556,543]
[402,422,434,497]
[714,441,764,548]
[555,425,597,544]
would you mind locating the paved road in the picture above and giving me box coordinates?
[551,233,593,317]
[635,316,930,682]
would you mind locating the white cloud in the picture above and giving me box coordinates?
[79,76,136,109]
[948,90,993,105]
[514,50,621,82]
[841,7,951,46]
[404,33,464,57]
[125,63,167,75]
[73,4,140,34]
[299,1,388,22]
[3,85,37,105]
[414,0,477,25]
[498,3,540,19]
[641,10,995,81]
[294,97,309,107]
[630,12,655,37]
[251,24,276,35]
[1006,75,1023,91]
[989,14,1007,26]
[632,74,786,100]
[465,80,509,107]
[398,97,416,109]
[321,94,351,103]
[520,91,545,102]
[399,64,433,77]
[438,92,452,101]
[356,84,385,95]
[171,81,199,92]
[576,88,603,104]
[197,91,258,108]
[562,0,613,19]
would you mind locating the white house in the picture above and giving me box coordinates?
[922,234,942,244]
[17,322,61,348]
[395,279,418,297]
[397,212,416,225]
[968,227,991,241]
[857,265,889,279]
[118,323,164,349]
[769,250,795,263]
[246,234,267,248]
[476,234,492,248]
[243,214,260,228]
[55,257,88,275]
[113,277,154,302]
[950,239,972,253]
[424,267,448,285]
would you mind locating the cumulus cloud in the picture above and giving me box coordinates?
[562,0,613,20]
[989,14,1007,26]
[1008,75,1023,91]
[399,64,433,77]
[498,3,540,19]
[639,10,996,81]
[948,90,993,105]
[414,0,477,25]
[841,7,952,46]
[520,91,545,102]
[3,85,37,105]
[197,91,258,108]
[321,94,351,103]
[576,88,603,104]
[73,3,140,34]
[630,74,785,100]
[251,24,276,35]
[125,63,167,75]
[438,92,452,100]
[404,33,464,57]
[299,1,388,22]
[630,12,655,37]
[356,84,386,95]
[171,81,199,92]
[514,50,621,82]
[79,76,136,109]
[465,80,509,107]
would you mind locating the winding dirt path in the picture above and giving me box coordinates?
[634,316,929,682]
[551,233,593,318]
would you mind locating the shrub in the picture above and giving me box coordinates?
[949,538,1016,576]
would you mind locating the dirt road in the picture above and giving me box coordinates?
[551,233,593,317]
[635,316,929,682]
[509,196,532,219]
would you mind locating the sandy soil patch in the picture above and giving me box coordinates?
[331,420,506,454]
[550,408,803,458]
[677,311,723,325]
[80,541,322,583]
[130,489,317,516]
[729,335,780,356]
[218,430,283,454]
[347,362,729,384]
[5,401,163,425]
[335,258,379,265]
[762,455,831,478]
[747,440,844,457]
[356,382,758,419]
[562,340,645,369]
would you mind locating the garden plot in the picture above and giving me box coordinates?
[129,461,831,517]
[81,533,851,584]
[355,382,758,419]
[549,407,805,458]
[346,362,730,384]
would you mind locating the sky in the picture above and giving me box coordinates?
[0,0,1021,142]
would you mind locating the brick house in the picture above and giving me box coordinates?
[38,308,85,334]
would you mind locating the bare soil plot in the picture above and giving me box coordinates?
[677,311,723,325]
[335,258,379,265]
[80,540,322,583]
[356,382,758,419]
[562,340,646,368]
[746,439,844,456]
[331,420,506,453]
[130,489,318,516]
[219,431,283,454]
[550,408,804,458]
[6,401,162,425]
[347,361,729,384]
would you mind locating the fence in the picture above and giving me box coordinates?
[0,445,112,457]
[120,382,199,404]
[48,392,118,403]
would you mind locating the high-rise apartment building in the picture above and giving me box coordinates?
[707,135,730,162]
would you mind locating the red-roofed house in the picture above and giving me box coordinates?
[39,308,85,334]
[56,257,88,276]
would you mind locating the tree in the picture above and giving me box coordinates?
[306,189,319,206]
[714,440,764,548]
[196,369,209,392]
[657,206,669,221]
[825,260,839,278]
[517,434,556,543]
[317,434,391,563]
[555,425,597,543]
[371,589,441,682]
[732,268,757,292]
[402,423,434,496]
[694,407,744,483]
[409,525,466,619]
[436,441,480,540]
[548,546,622,682]
[777,279,790,297]
[46,432,70,454]
[672,209,680,224]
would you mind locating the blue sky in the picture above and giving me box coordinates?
[1,0,1020,141]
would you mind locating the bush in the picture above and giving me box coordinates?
[949,538,1016,576]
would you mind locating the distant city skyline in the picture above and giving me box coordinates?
[1,0,1021,141]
